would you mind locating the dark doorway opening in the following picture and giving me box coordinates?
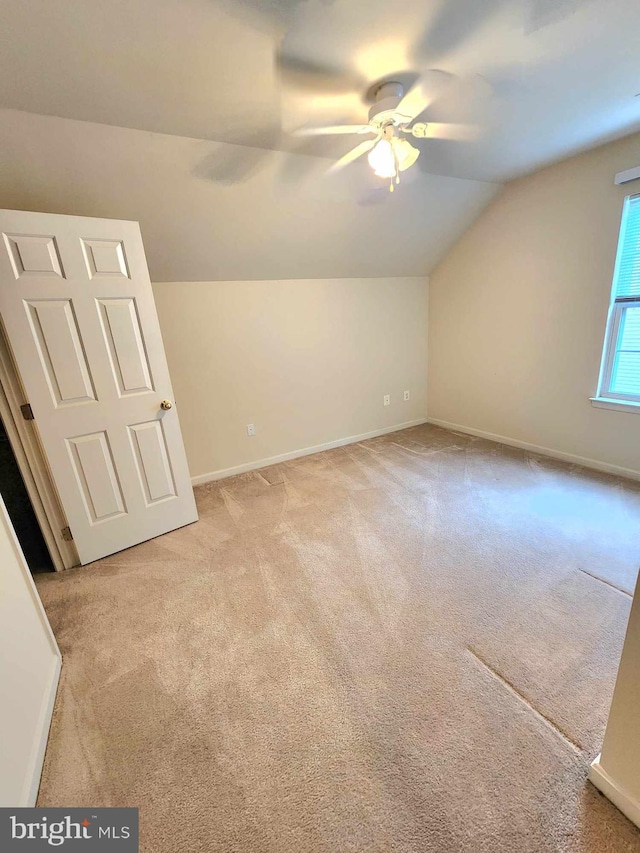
[0,415,53,572]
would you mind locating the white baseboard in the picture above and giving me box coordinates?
[191,418,428,486]
[426,417,640,482]
[589,754,640,829]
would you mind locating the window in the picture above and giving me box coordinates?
[597,194,640,406]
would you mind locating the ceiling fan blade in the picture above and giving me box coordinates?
[412,0,510,66]
[526,0,592,33]
[328,137,379,173]
[407,122,480,141]
[294,125,373,137]
[425,72,496,125]
[276,51,364,96]
[395,70,455,124]
[427,122,481,141]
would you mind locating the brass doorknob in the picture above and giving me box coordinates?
[160,400,173,411]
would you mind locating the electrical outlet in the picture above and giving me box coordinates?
[383,395,391,407]
[404,390,410,401]
[246,424,255,437]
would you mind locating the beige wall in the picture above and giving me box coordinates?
[153,277,429,480]
[428,131,640,477]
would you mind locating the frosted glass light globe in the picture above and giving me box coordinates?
[367,139,396,178]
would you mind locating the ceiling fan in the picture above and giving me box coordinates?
[294,77,476,191]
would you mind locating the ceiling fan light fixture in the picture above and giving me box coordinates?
[394,138,420,172]
[367,138,396,179]
[367,135,420,183]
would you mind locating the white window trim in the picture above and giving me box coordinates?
[590,396,640,413]
[594,194,640,409]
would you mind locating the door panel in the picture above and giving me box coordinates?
[67,431,127,523]
[25,299,97,405]
[97,298,155,396]
[0,210,197,564]
[4,233,65,279]
[129,420,176,505]
[81,238,129,279]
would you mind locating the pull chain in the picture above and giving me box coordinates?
[390,145,400,192]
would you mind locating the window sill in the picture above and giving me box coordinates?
[590,397,640,413]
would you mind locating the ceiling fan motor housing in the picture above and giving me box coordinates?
[368,81,404,128]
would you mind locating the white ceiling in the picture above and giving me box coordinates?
[1,0,640,182]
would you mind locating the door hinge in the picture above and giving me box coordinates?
[61,526,73,542]
[20,403,34,421]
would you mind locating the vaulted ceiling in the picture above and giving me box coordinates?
[2,0,639,182]
[0,0,639,279]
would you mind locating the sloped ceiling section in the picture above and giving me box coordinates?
[0,0,639,183]
[2,0,638,280]
[0,109,499,281]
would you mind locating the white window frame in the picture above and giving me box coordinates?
[592,194,640,412]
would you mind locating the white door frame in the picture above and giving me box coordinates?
[0,494,62,806]
[0,320,78,571]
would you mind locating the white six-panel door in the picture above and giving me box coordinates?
[0,209,198,564]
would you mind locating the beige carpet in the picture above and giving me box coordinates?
[35,424,640,852]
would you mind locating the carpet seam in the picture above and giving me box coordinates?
[577,568,632,597]
[466,646,583,754]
